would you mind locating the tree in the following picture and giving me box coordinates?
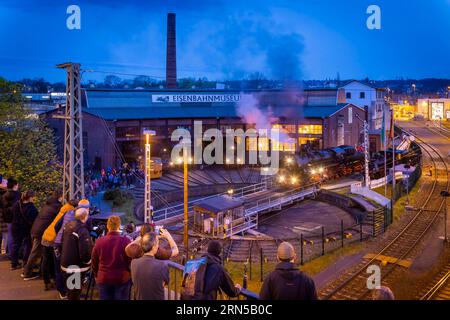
[0,77,62,204]
[103,75,122,88]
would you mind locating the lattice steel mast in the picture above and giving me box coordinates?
[56,62,85,201]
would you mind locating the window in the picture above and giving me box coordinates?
[360,92,365,99]
[346,92,351,99]
[272,139,296,152]
[298,125,323,135]
[376,91,384,99]
[298,138,321,151]
[272,124,296,133]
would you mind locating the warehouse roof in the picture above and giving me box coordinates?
[82,103,357,120]
[82,104,355,120]
[74,89,363,120]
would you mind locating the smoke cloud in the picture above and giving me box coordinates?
[182,12,305,81]
[237,93,296,144]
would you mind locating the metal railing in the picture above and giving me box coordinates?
[245,184,317,215]
[166,260,259,300]
[152,176,273,221]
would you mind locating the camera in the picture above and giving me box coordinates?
[155,225,164,235]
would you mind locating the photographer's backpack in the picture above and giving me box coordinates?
[180,257,207,300]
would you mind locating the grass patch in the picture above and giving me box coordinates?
[372,184,392,198]
[301,242,364,276]
[225,260,276,294]
[103,189,137,224]
[224,242,365,294]
[372,178,422,221]
[113,196,136,224]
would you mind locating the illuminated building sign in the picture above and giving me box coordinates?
[152,94,241,103]
[431,102,444,120]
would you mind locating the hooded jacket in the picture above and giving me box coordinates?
[259,261,317,300]
[31,196,62,238]
[197,253,240,300]
[42,201,77,246]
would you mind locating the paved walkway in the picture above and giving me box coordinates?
[0,256,57,300]
[313,252,366,290]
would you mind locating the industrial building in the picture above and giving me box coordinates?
[43,88,367,169]
[417,98,450,120]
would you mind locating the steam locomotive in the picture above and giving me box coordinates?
[278,141,421,184]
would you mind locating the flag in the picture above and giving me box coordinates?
[389,108,394,140]
[381,110,385,148]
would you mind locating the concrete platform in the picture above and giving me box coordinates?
[0,256,57,300]
[256,200,357,239]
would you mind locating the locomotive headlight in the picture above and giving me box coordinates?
[318,167,324,173]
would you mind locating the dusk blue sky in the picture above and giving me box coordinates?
[0,0,449,82]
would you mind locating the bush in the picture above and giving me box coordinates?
[103,188,133,207]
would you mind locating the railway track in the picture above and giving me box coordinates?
[319,128,449,300]
[419,264,450,300]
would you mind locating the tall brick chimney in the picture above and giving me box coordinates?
[166,13,177,88]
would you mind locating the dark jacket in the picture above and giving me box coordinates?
[61,220,93,273]
[1,190,20,223]
[91,231,131,285]
[199,253,240,300]
[259,262,317,300]
[31,196,62,238]
[11,200,38,233]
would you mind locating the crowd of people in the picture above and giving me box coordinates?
[84,165,141,198]
[0,175,394,301]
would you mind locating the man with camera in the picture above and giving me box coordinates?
[130,227,178,300]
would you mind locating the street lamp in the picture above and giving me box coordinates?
[143,129,156,223]
[182,139,191,260]
[440,190,449,243]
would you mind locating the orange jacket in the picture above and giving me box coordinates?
[41,203,76,246]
